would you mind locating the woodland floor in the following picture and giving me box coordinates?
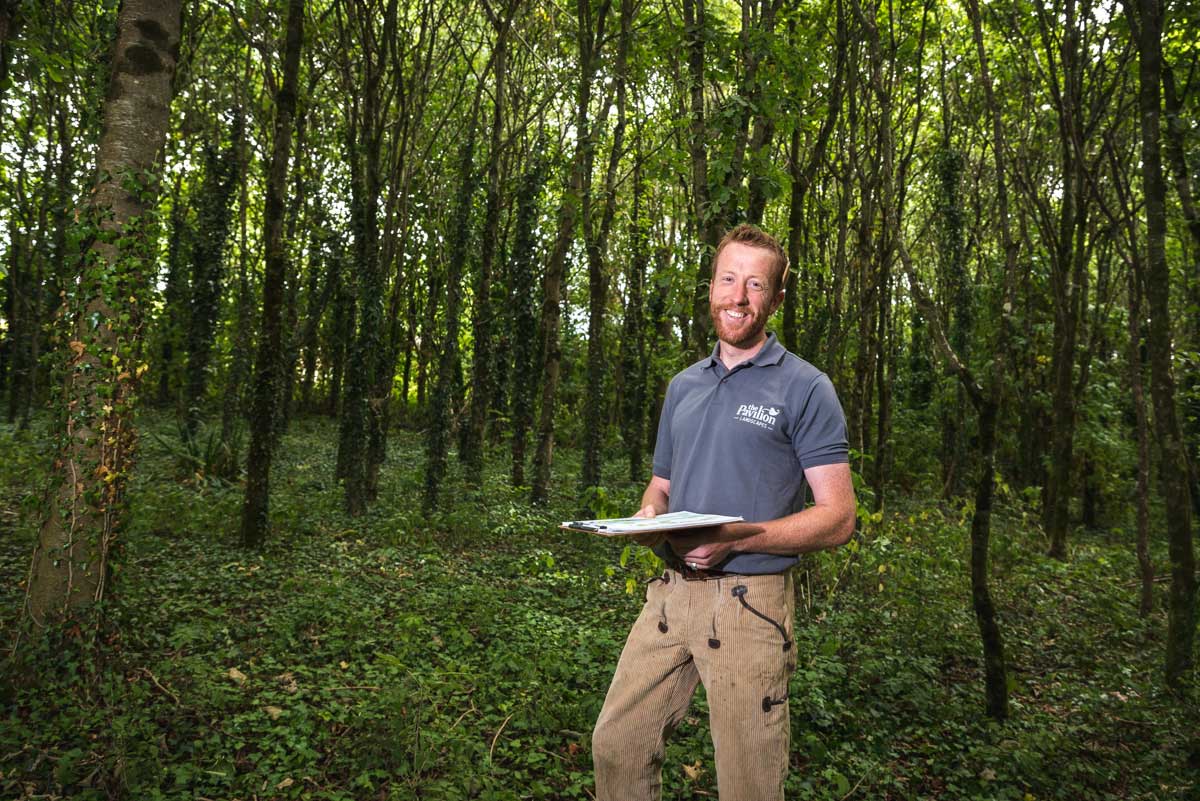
[1,412,1197,801]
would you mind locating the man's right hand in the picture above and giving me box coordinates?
[632,504,665,548]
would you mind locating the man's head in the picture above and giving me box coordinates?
[708,224,788,350]
[711,224,789,293]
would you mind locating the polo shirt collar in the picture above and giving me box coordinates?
[703,331,786,371]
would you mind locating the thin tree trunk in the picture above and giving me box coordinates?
[531,0,611,505]
[463,7,515,485]
[619,156,648,482]
[1126,0,1195,689]
[683,0,720,355]
[581,0,630,496]
[508,157,547,488]
[423,105,481,511]
[183,142,238,440]
[1126,268,1153,616]
[239,0,304,549]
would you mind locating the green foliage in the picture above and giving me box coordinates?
[2,415,1196,800]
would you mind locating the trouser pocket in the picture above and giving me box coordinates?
[731,583,793,652]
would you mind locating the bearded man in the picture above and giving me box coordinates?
[592,223,856,801]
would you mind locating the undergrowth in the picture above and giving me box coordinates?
[0,413,1196,800]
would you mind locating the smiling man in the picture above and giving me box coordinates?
[592,224,856,801]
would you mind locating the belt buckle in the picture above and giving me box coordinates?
[678,564,725,581]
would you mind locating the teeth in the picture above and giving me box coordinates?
[725,310,746,319]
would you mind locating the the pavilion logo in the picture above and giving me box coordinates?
[734,403,779,430]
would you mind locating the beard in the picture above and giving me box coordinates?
[709,301,768,349]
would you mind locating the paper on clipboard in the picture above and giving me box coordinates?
[560,510,742,536]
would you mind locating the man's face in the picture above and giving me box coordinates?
[708,241,784,349]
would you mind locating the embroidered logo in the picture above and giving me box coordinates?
[734,403,779,430]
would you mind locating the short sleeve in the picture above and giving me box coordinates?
[650,380,678,480]
[790,374,849,469]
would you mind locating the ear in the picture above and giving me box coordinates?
[769,288,785,315]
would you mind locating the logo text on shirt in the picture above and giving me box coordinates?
[734,403,779,430]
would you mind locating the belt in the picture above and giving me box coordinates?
[671,564,736,581]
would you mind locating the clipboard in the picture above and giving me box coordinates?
[560,511,742,536]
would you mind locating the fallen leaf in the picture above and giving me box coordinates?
[228,667,247,685]
[339,660,349,670]
[277,671,299,694]
[980,768,996,781]
[682,761,704,781]
[265,706,283,720]
[276,777,294,790]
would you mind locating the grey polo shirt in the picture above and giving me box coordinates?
[651,332,849,574]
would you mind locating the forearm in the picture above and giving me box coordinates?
[727,501,856,557]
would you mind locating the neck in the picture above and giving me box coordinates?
[718,333,769,369]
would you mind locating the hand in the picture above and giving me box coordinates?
[669,524,738,570]
[632,504,664,548]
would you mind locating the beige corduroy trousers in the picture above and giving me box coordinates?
[592,568,798,801]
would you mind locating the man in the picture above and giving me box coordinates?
[592,224,856,801]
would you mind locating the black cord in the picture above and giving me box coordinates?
[731,585,793,651]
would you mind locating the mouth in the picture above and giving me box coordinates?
[723,309,748,320]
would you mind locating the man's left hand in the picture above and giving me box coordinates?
[668,524,742,570]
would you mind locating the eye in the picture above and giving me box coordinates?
[719,274,734,284]
[748,278,765,292]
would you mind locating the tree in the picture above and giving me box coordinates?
[463,0,519,487]
[240,0,305,549]
[530,0,613,505]
[1125,0,1195,689]
[27,0,182,623]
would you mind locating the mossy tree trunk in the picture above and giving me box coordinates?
[27,0,182,624]
[463,3,517,487]
[530,0,611,505]
[507,157,547,489]
[240,0,304,549]
[1126,0,1195,689]
[156,174,189,408]
[618,155,648,483]
[424,95,482,512]
[580,0,630,498]
[182,140,239,440]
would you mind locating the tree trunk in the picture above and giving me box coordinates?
[423,109,480,512]
[531,0,610,505]
[239,0,304,549]
[463,10,514,486]
[581,0,630,497]
[183,142,238,439]
[1127,0,1195,689]
[619,157,648,482]
[1126,268,1153,617]
[683,0,721,355]
[508,158,547,488]
[27,0,182,623]
[1162,62,1200,519]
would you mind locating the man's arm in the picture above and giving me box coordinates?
[669,462,856,569]
[635,474,670,518]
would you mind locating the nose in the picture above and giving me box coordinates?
[731,281,750,305]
